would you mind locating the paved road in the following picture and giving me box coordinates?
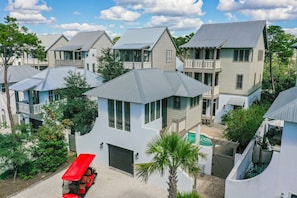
[10,164,167,198]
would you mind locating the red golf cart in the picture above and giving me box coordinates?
[62,154,97,198]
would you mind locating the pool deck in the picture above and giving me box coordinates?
[199,123,226,140]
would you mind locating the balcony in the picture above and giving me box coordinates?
[55,59,84,67]
[17,102,43,115]
[184,59,221,70]
[123,62,152,70]
[203,85,220,98]
[161,117,186,135]
[23,58,48,66]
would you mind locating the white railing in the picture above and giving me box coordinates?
[17,102,43,115]
[203,85,220,97]
[23,58,48,65]
[123,62,152,69]
[184,59,221,69]
[55,59,84,67]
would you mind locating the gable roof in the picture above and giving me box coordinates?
[54,31,108,51]
[264,86,297,123]
[181,20,267,49]
[85,69,211,104]
[113,27,174,51]
[9,66,104,92]
[0,66,40,84]
[38,34,68,51]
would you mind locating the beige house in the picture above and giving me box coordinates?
[181,20,268,124]
[113,27,177,71]
[53,31,113,72]
[20,34,68,70]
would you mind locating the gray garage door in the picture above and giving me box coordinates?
[108,144,134,175]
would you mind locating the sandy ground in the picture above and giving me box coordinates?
[9,163,167,198]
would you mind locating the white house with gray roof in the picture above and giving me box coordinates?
[181,20,268,124]
[9,66,104,129]
[75,68,210,192]
[53,31,113,72]
[19,34,68,70]
[113,27,177,71]
[0,66,40,128]
[225,86,297,198]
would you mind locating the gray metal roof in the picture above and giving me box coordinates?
[181,20,267,49]
[38,34,67,51]
[113,43,151,50]
[264,86,297,123]
[0,66,40,84]
[85,68,211,104]
[113,27,169,51]
[9,66,104,91]
[54,31,105,51]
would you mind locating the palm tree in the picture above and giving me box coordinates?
[135,133,205,198]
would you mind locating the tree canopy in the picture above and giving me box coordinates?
[60,71,98,135]
[97,48,129,82]
[172,33,194,60]
[0,16,44,130]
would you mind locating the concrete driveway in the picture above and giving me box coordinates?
[10,164,167,198]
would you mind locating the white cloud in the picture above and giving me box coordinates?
[7,0,53,24]
[100,6,140,21]
[57,23,107,31]
[73,11,80,15]
[284,27,297,36]
[224,12,238,21]
[114,0,204,16]
[146,16,203,31]
[217,0,297,22]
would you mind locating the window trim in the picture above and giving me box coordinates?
[236,74,243,90]
[166,50,173,63]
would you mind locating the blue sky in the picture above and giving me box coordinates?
[1,0,297,39]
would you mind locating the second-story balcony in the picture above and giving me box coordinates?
[23,58,48,66]
[184,59,221,70]
[55,59,84,67]
[17,102,43,115]
[123,62,152,70]
[203,85,220,98]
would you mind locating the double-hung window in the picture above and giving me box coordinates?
[234,49,250,62]
[236,74,243,89]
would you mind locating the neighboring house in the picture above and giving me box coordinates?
[225,86,297,198]
[0,65,40,127]
[113,27,177,71]
[18,34,69,70]
[181,20,268,123]
[76,68,211,192]
[53,31,113,72]
[9,66,104,129]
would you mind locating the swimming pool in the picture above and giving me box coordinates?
[187,132,213,146]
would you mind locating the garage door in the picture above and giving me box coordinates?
[108,144,134,175]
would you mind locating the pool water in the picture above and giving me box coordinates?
[187,132,213,146]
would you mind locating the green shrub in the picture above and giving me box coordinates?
[177,191,202,198]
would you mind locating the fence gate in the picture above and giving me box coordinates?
[211,139,238,179]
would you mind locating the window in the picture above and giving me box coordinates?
[116,101,123,130]
[258,50,263,61]
[204,73,212,86]
[1,84,5,93]
[156,100,160,119]
[173,97,181,109]
[92,64,95,72]
[87,64,89,70]
[150,102,155,121]
[185,72,192,77]
[194,73,202,82]
[234,49,250,62]
[49,90,61,102]
[166,50,173,62]
[291,193,297,198]
[215,73,219,86]
[216,49,220,59]
[236,75,243,89]
[32,90,39,104]
[145,103,149,124]
[124,102,130,132]
[190,96,200,108]
[108,100,115,127]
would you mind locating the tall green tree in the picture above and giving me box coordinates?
[264,25,297,98]
[0,16,44,130]
[172,33,194,60]
[222,104,269,152]
[61,71,97,135]
[0,124,33,181]
[135,133,205,198]
[33,103,70,172]
[97,48,129,82]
